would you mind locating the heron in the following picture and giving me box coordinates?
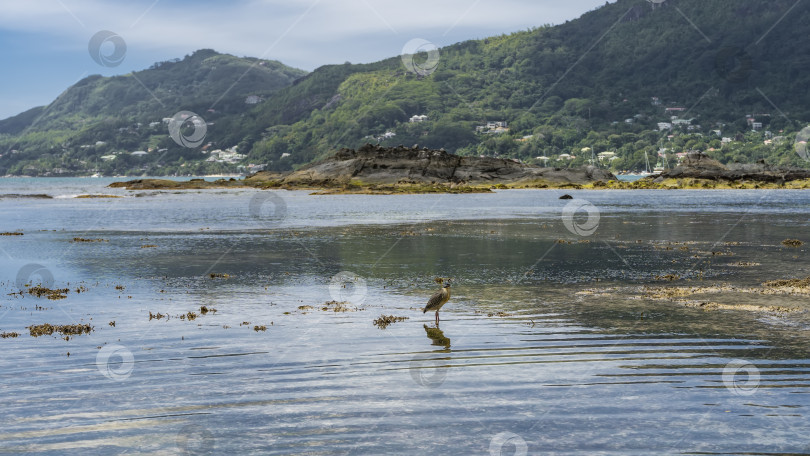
[423,281,451,325]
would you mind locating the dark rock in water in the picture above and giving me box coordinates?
[0,194,52,199]
[559,194,574,200]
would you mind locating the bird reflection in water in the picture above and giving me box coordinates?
[423,324,451,349]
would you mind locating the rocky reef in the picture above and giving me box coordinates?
[109,147,810,193]
[659,153,810,184]
[604,153,810,190]
[278,144,615,188]
[110,144,617,193]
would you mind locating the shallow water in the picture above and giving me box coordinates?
[1,179,809,455]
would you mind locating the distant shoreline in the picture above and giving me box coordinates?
[104,175,810,194]
[8,147,810,193]
[104,146,810,193]
[1,174,243,180]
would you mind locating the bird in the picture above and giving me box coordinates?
[423,281,451,325]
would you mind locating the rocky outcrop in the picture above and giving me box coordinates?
[108,177,244,190]
[657,153,810,183]
[278,144,616,187]
[110,144,617,192]
[0,193,53,199]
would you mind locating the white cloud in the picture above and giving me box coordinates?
[0,0,614,118]
[0,0,612,67]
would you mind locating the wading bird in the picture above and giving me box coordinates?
[423,281,451,325]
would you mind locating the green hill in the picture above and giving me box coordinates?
[3,0,810,176]
[0,49,306,176]
[239,0,810,172]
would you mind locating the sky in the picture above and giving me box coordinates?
[0,0,614,120]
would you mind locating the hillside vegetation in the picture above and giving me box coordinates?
[0,50,305,176]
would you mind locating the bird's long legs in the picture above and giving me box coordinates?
[435,311,440,325]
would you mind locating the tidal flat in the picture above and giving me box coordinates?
[0,179,809,454]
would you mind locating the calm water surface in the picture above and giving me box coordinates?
[0,178,809,455]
